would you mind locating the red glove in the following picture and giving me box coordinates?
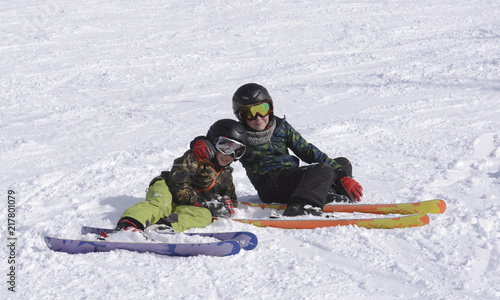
[191,139,215,161]
[340,177,363,202]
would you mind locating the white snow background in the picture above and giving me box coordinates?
[1,0,499,299]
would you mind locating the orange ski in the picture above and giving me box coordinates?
[227,214,430,229]
[241,199,446,215]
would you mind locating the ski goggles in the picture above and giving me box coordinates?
[238,101,273,121]
[215,136,247,159]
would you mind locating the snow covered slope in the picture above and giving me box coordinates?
[1,0,499,299]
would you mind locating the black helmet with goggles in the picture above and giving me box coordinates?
[232,83,274,121]
[206,119,247,160]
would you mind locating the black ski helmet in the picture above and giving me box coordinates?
[206,119,247,147]
[232,83,273,120]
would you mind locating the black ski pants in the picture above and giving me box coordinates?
[256,157,352,208]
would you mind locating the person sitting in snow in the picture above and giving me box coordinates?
[190,83,363,217]
[114,119,247,233]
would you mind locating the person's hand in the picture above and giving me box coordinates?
[340,177,363,202]
[196,195,235,217]
[190,138,215,161]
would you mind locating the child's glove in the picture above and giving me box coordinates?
[196,195,235,217]
[190,137,215,161]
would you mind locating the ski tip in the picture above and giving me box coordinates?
[221,240,242,256]
[233,232,259,250]
[44,236,53,250]
[419,214,430,226]
[411,199,447,214]
[436,199,447,214]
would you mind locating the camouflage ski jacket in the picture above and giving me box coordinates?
[159,150,237,206]
[240,116,341,188]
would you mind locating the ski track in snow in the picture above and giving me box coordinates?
[1,0,499,299]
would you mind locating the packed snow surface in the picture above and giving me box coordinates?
[1,0,499,299]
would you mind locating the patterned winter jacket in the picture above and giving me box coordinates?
[156,150,237,206]
[240,116,342,189]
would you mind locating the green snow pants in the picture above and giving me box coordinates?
[120,180,213,232]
